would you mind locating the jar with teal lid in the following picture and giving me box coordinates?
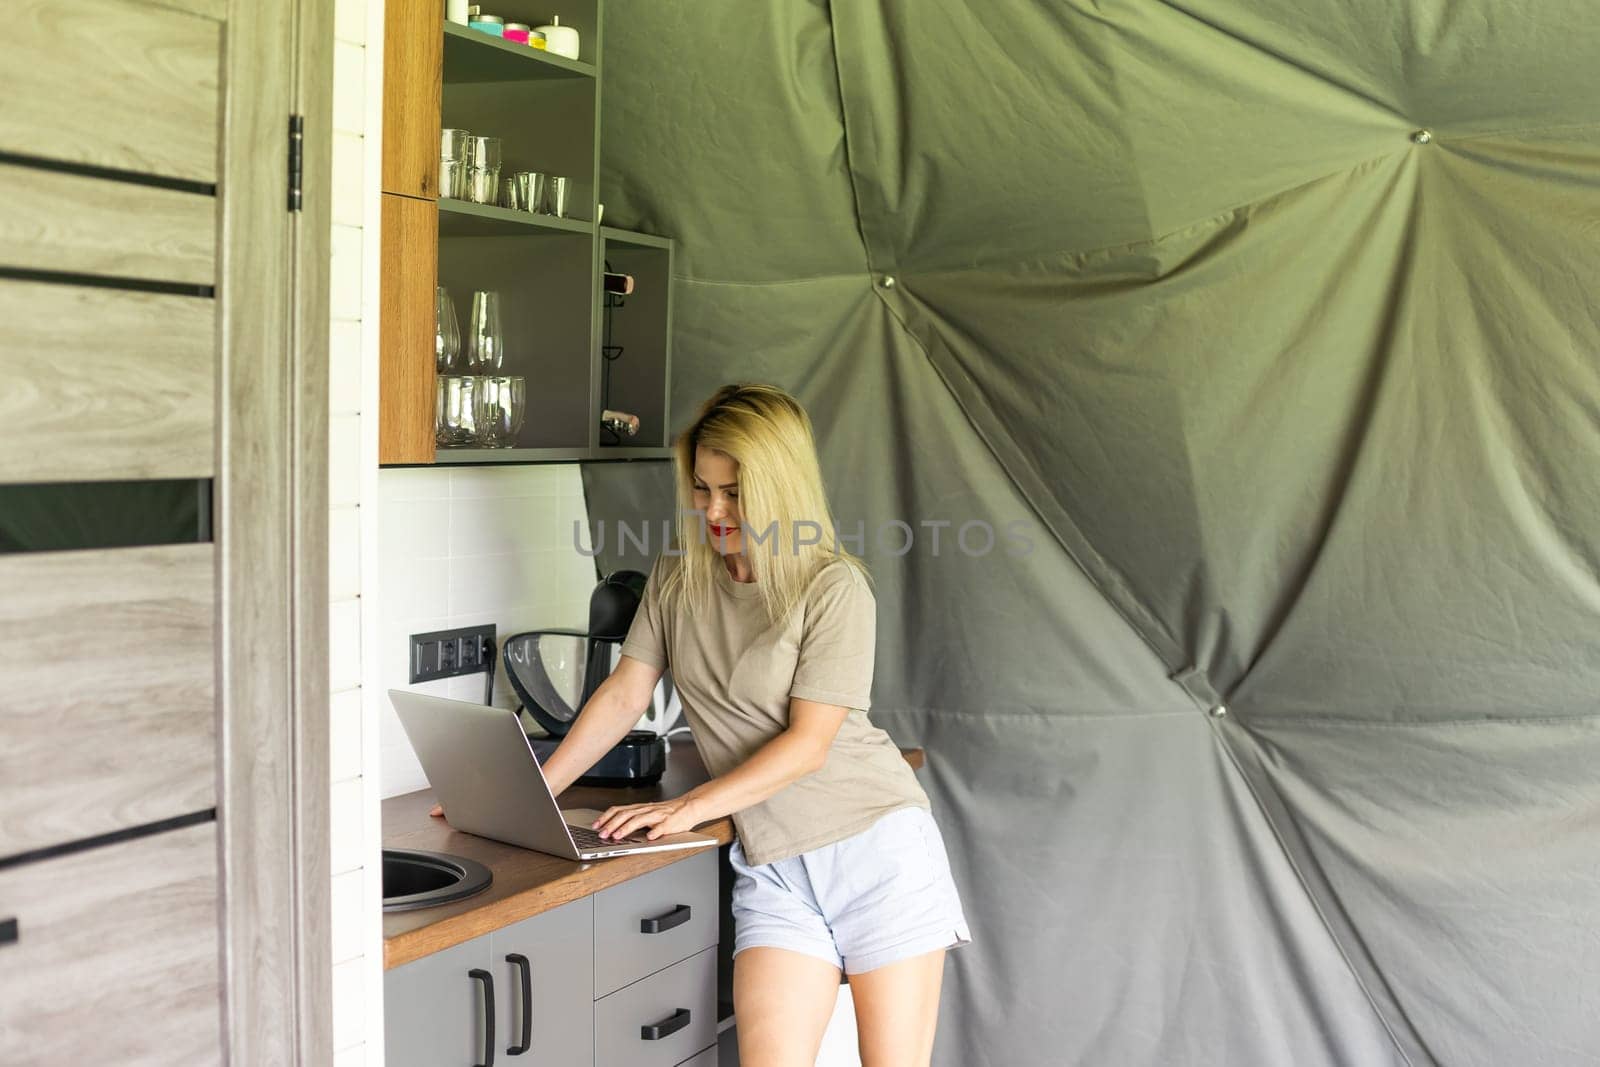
[468,13,504,35]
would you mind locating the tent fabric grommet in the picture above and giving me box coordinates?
[1209,704,1228,718]
[878,274,897,289]
[1410,128,1433,144]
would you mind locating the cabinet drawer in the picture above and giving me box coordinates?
[594,946,717,1067]
[0,823,221,1065]
[491,895,593,1067]
[677,1047,718,1066]
[594,848,717,997]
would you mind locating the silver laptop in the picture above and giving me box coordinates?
[388,689,717,860]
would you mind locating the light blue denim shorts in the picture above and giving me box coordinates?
[729,805,972,976]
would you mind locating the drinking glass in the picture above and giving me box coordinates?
[465,136,502,205]
[440,128,470,199]
[465,290,503,371]
[435,375,480,446]
[543,175,570,218]
[434,286,461,372]
[466,136,502,170]
[473,376,526,448]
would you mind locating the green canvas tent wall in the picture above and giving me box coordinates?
[581,3,1600,1063]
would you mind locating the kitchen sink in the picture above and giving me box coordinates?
[382,848,493,912]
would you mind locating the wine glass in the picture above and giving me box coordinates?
[465,290,503,371]
[434,286,461,372]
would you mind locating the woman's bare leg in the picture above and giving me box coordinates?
[848,948,947,1067]
[735,947,842,1066]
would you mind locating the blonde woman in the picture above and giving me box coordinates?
[547,384,971,1065]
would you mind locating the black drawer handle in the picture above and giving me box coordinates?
[469,968,495,1067]
[640,904,691,934]
[641,1008,691,1041]
[506,953,532,1056]
[0,918,16,946]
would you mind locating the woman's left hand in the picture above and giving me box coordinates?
[592,796,702,841]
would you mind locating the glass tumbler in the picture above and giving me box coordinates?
[434,286,461,372]
[473,376,526,448]
[464,290,503,371]
[435,375,479,446]
[440,128,470,199]
[465,136,502,205]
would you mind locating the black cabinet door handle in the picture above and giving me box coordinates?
[469,968,495,1067]
[639,904,691,934]
[640,1008,691,1041]
[505,954,532,1056]
[0,918,17,947]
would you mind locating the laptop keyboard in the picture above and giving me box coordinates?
[568,824,647,849]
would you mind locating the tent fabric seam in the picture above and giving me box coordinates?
[1240,713,1600,728]
[821,0,880,279]
[871,706,1194,721]
[1214,726,1431,1066]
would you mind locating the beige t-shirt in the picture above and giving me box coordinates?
[619,552,929,866]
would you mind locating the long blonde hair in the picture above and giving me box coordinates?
[662,383,868,629]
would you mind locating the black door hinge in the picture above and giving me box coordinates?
[288,114,304,212]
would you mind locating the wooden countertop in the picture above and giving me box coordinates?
[382,739,925,969]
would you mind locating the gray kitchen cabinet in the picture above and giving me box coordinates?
[491,897,595,1066]
[677,1047,719,1066]
[386,852,720,1066]
[594,946,717,1067]
[385,938,489,1067]
[594,848,718,997]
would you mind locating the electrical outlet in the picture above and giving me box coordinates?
[409,624,497,685]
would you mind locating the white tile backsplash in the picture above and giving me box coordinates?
[332,42,366,136]
[330,414,362,507]
[330,777,363,875]
[334,0,366,47]
[332,132,365,228]
[377,465,597,797]
[332,956,365,1052]
[449,465,562,499]
[330,224,364,322]
[329,7,376,1061]
[330,599,363,693]
[330,688,362,783]
[379,467,451,503]
[378,497,451,563]
[329,507,361,601]
[329,319,362,416]
[331,869,365,963]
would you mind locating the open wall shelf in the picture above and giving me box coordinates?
[379,0,675,466]
[439,199,594,238]
[442,21,597,82]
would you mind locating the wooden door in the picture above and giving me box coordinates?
[0,0,332,1063]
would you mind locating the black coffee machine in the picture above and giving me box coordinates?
[501,569,670,787]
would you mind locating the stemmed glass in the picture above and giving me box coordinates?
[434,286,461,372]
[465,290,503,371]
